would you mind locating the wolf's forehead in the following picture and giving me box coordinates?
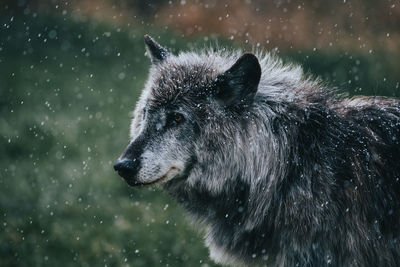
[159,63,216,89]
[149,63,217,106]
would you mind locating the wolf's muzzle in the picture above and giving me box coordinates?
[113,158,140,182]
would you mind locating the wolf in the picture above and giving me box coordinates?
[114,35,400,266]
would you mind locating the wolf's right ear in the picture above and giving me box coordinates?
[213,53,261,107]
[144,35,170,64]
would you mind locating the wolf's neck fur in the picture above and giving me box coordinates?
[163,91,325,264]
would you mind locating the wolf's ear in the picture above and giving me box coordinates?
[214,53,261,107]
[144,35,170,64]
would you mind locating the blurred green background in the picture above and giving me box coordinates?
[0,1,399,266]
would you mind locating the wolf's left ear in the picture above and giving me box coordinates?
[213,53,261,107]
[144,35,170,64]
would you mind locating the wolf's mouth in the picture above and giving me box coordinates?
[127,167,180,187]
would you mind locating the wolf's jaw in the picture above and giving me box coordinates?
[129,167,180,187]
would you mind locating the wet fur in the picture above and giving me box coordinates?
[123,42,400,266]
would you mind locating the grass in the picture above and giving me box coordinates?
[0,13,398,267]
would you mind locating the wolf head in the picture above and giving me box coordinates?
[114,35,261,187]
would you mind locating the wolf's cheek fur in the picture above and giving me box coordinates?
[136,143,187,184]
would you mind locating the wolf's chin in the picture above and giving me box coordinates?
[127,167,180,187]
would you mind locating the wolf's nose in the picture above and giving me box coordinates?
[113,159,125,171]
[113,158,140,179]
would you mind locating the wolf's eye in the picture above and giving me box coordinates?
[168,112,184,126]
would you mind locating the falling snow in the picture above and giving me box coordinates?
[0,0,399,266]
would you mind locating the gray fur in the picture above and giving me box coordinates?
[114,36,400,266]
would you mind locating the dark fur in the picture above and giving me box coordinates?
[164,97,400,266]
[115,36,400,266]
